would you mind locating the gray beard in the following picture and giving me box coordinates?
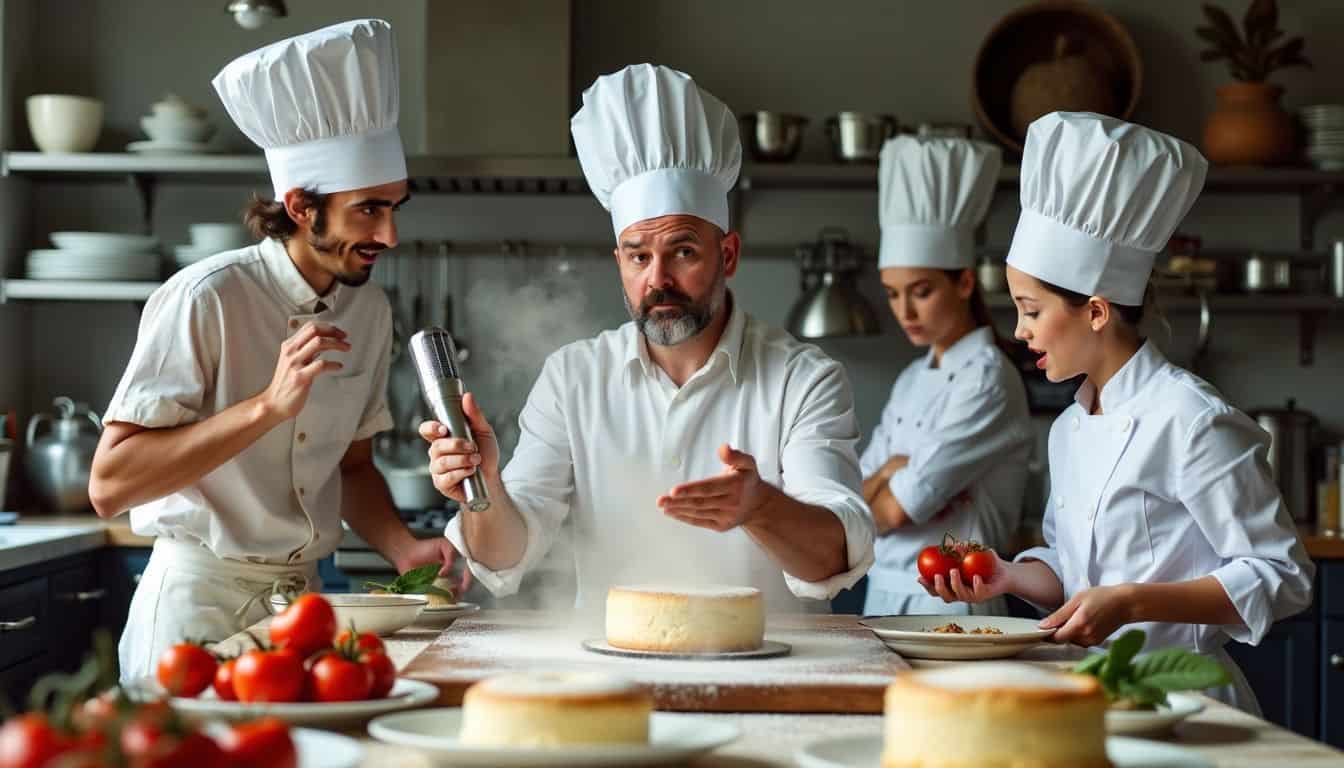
[624,278,727,347]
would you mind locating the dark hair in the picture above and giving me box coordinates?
[243,189,327,241]
[1036,278,1149,327]
[941,268,1013,353]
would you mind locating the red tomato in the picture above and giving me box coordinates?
[916,545,958,581]
[960,549,997,583]
[0,713,71,768]
[123,726,226,768]
[213,658,238,701]
[268,593,337,658]
[156,642,218,697]
[233,648,306,703]
[362,650,396,699]
[219,718,297,768]
[336,628,385,655]
[308,653,373,703]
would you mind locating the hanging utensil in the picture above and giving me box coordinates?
[440,241,470,363]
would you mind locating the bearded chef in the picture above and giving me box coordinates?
[90,19,459,681]
[418,64,875,611]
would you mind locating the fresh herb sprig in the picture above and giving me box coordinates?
[364,563,455,602]
[1073,629,1230,709]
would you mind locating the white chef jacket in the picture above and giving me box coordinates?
[446,297,875,613]
[104,237,394,564]
[859,327,1031,607]
[1016,342,1314,660]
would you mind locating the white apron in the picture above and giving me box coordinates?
[118,538,318,682]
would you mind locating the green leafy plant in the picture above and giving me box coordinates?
[1073,629,1231,710]
[364,563,455,602]
[1197,0,1312,82]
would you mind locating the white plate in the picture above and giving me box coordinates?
[413,601,481,628]
[795,734,1213,768]
[127,139,216,154]
[131,677,438,727]
[50,231,159,254]
[368,708,739,767]
[582,638,792,660]
[859,615,1055,660]
[270,592,427,636]
[1107,693,1205,736]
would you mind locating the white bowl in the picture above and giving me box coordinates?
[50,231,159,254]
[26,95,103,153]
[141,113,214,144]
[189,222,249,250]
[269,592,427,636]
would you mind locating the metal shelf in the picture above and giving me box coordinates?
[0,279,160,302]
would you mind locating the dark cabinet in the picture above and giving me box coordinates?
[1226,616,1319,738]
[1322,620,1344,749]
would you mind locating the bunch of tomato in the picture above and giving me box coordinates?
[917,533,997,584]
[0,693,297,768]
[158,593,397,704]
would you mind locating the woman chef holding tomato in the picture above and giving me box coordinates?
[858,136,1032,617]
[921,112,1313,713]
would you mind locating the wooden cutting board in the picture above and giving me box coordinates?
[400,610,908,713]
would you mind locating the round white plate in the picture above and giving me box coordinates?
[127,139,215,154]
[131,677,438,727]
[413,601,481,628]
[1107,693,1205,736]
[50,231,159,254]
[368,708,739,767]
[582,638,792,660]
[795,734,1213,768]
[203,725,361,768]
[859,615,1054,660]
[270,592,427,636]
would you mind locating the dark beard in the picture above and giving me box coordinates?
[624,281,722,346]
[307,231,382,287]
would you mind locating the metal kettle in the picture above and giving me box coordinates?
[1250,398,1317,525]
[26,396,103,513]
[785,227,881,339]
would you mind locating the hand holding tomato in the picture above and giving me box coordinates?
[916,534,1011,604]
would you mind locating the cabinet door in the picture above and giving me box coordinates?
[48,559,107,673]
[1323,620,1344,749]
[1324,562,1344,619]
[0,577,47,669]
[1226,619,1318,739]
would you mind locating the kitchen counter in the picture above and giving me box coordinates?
[221,612,1344,767]
[10,514,153,548]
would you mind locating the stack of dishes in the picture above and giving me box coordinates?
[1302,104,1344,170]
[175,222,250,270]
[128,93,217,155]
[28,232,161,281]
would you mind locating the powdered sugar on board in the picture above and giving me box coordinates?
[402,612,909,712]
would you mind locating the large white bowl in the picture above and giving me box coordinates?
[269,592,427,636]
[141,113,215,144]
[50,231,159,254]
[27,95,103,153]
[189,222,250,250]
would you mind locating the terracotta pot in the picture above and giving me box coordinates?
[1203,82,1297,166]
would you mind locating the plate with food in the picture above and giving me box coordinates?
[794,734,1213,768]
[1074,629,1227,736]
[363,563,480,628]
[858,615,1054,660]
[132,676,440,727]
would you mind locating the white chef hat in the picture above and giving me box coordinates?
[878,137,1002,270]
[1006,112,1207,306]
[571,64,741,239]
[212,18,406,200]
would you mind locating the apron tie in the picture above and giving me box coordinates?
[230,572,310,631]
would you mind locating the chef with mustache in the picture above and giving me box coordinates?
[419,64,874,611]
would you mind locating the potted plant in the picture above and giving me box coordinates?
[1197,0,1311,166]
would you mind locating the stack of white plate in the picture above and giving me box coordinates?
[174,222,250,270]
[1302,104,1344,170]
[28,232,161,281]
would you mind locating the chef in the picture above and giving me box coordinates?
[90,19,459,681]
[922,112,1314,712]
[860,135,1031,617]
[419,64,874,612]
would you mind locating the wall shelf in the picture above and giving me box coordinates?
[0,279,160,302]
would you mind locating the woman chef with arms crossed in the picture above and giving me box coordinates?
[923,111,1313,713]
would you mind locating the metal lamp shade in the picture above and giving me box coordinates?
[786,272,881,339]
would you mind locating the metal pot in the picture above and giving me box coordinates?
[1243,252,1293,293]
[826,112,898,162]
[977,258,1007,294]
[1250,399,1317,524]
[740,111,807,163]
[25,397,102,513]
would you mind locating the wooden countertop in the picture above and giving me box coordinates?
[221,611,1344,767]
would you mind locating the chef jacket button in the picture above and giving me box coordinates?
[297,432,307,443]
[896,417,903,425]
[1056,495,1065,509]
[947,373,955,382]
[289,319,300,330]
[915,421,923,428]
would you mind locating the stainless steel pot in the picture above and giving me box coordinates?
[1243,252,1293,292]
[740,111,807,162]
[25,397,102,514]
[1250,399,1317,524]
[826,112,898,162]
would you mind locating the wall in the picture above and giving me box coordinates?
[6,1,1344,515]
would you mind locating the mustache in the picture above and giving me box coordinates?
[640,288,692,313]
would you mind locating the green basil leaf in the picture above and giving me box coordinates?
[1116,678,1168,709]
[1133,648,1230,691]
[392,564,441,593]
[1073,653,1107,676]
[1102,629,1146,685]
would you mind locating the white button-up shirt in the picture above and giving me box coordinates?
[859,327,1031,595]
[446,299,875,612]
[1017,342,1314,652]
[104,238,394,564]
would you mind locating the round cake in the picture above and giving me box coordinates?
[458,672,652,747]
[605,585,765,653]
[881,663,1111,768]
